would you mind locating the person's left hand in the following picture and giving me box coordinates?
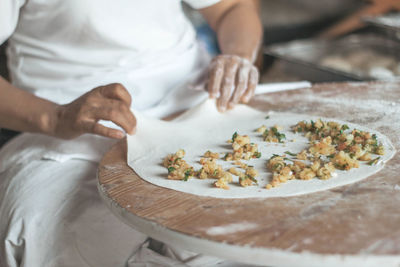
[207,55,259,112]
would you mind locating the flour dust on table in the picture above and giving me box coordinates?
[127,99,395,199]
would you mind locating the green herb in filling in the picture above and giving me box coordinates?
[232,132,238,142]
[183,169,192,181]
[367,157,380,166]
[285,151,297,157]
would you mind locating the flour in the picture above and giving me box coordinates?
[206,222,258,236]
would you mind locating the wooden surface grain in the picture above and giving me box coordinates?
[98,81,400,262]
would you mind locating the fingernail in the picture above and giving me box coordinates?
[219,106,226,112]
[115,131,125,139]
[228,102,234,109]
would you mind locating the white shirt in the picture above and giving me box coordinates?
[1,0,219,110]
[0,3,224,266]
[0,0,220,170]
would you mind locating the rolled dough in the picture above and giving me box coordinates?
[127,100,395,199]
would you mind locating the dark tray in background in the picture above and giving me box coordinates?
[263,34,400,83]
[363,13,400,42]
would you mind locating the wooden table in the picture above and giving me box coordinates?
[98,81,400,267]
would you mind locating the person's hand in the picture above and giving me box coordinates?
[53,83,136,139]
[207,55,259,112]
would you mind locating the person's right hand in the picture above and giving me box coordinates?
[53,83,136,140]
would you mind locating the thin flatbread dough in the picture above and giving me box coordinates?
[127,100,396,199]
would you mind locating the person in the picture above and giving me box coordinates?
[0,0,263,266]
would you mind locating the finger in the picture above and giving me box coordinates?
[228,64,250,109]
[98,83,132,106]
[92,123,126,139]
[241,67,259,103]
[217,59,239,112]
[207,58,224,99]
[93,99,137,135]
[77,120,124,139]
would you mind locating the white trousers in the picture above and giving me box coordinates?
[0,157,259,267]
[0,158,149,266]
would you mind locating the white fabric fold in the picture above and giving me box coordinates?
[0,158,148,267]
[183,0,220,9]
[0,133,114,173]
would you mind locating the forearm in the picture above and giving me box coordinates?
[201,1,263,111]
[215,1,262,62]
[0,76,58,135]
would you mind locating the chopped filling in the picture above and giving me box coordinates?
[266,155,335,189]
[228,166,259,187]
[164,118,386,191]
[203,150,220,159]
[214,172,233,190]
[224,132,261,161]
[163,149,195,181]
[259,125,286,143]
[197,158,224,179]
[293,119,384,171]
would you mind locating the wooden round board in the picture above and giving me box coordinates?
[98,81,400,267]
